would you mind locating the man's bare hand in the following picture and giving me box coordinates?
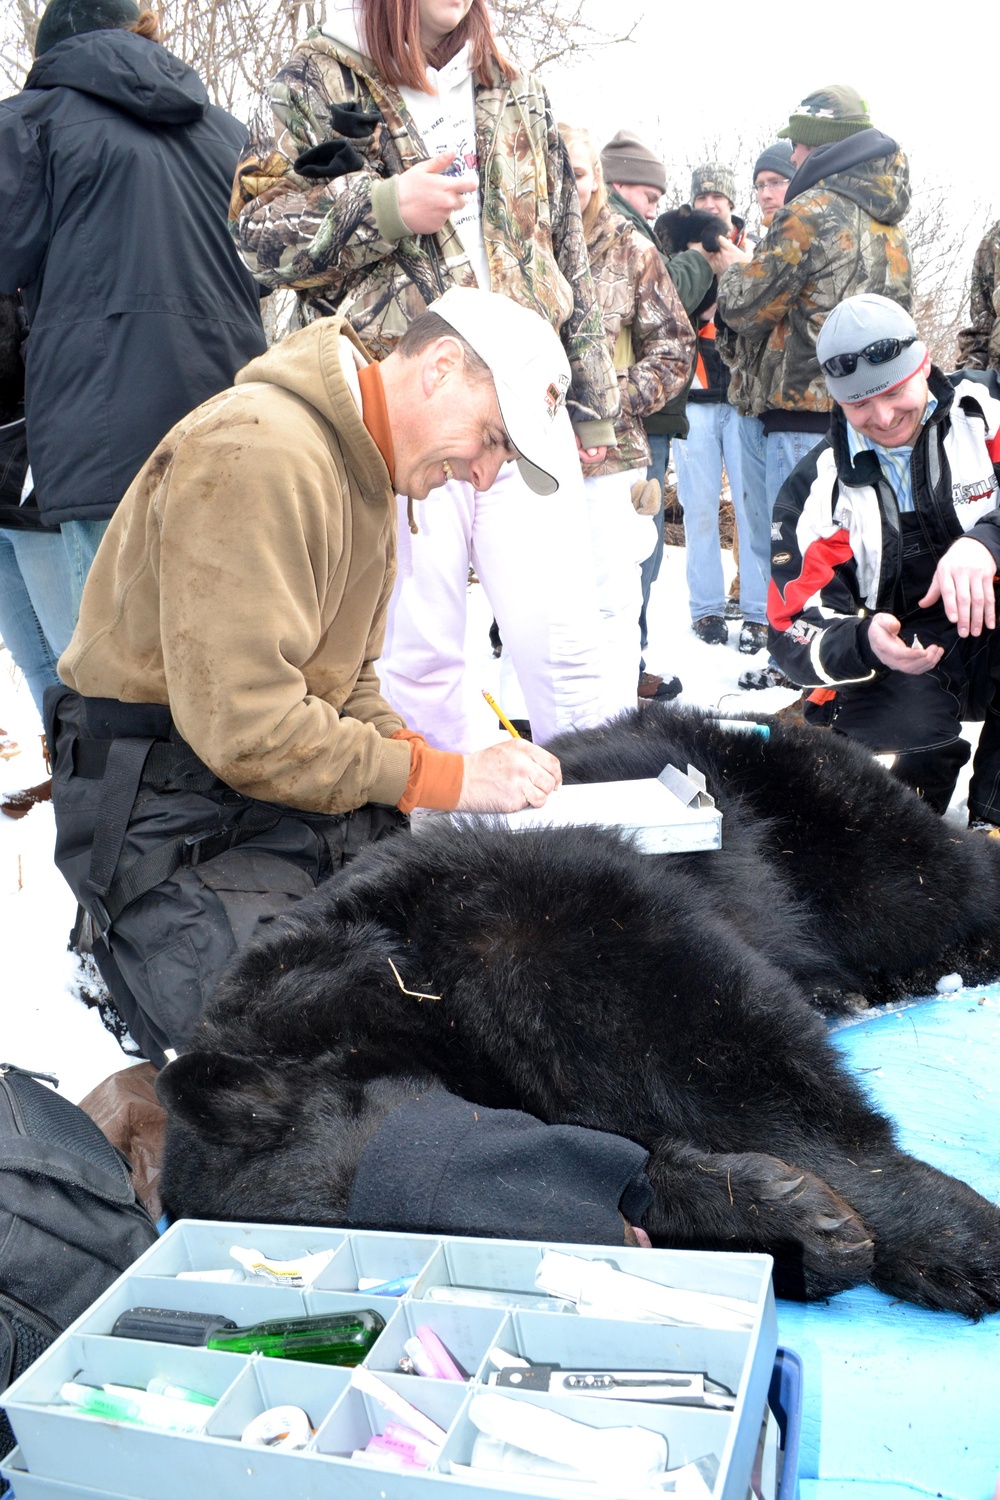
[867,612,945,674]
[699,238,750,278]
[919,536,998,637]
[576,433,607,464]
[396,151,478,235]
[456,739,562,812]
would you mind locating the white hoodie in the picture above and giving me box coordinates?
[320,1,489,288]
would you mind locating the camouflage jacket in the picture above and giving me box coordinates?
[957,220,1000,372]
[715,308,765,419]
[231,34,617,438]
[582,207,694,475]
[716,130,912,417]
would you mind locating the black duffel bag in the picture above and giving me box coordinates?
[0,1063,158,1483]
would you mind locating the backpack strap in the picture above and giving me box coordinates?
[74,726,283,940]
[91,800,283,938]
[87,737,156,899]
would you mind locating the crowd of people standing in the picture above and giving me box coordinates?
[3,0,1000,1055]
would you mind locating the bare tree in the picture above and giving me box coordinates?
[2,0,634,105]
[493,0,635,75]
[903,177,992,368]
[152,0,306,112]
[1,0,42,91]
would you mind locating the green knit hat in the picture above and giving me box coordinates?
[34,0,140,56]
[778,85,872,146]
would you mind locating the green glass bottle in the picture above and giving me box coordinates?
[206,1309,385,1365]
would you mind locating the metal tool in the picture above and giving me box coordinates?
[489,1362,736,1408]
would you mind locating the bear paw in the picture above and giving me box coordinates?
[739,1154,875,1302]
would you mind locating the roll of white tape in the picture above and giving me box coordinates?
[241,1404,313,1450]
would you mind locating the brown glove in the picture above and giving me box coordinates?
[630,477,662,517]
[79,1062,167,1222]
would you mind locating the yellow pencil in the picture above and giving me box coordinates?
[482,689,521,739]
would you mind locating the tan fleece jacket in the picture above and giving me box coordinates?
[59,318,415,813]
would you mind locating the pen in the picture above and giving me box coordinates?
[482,689,521,739]
[136,1378,215,1407]
[357,1274,417,1296]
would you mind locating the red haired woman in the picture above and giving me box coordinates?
[232,0,623,748]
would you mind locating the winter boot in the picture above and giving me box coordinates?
[692,616,728,646]
[738,621,769,655]
[638,671,683,701]
[738,665,795,690]
[0,778,52,819]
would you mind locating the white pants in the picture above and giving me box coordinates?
[380,413,614,751]
[582,468,653,710]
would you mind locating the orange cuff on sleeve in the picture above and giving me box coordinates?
[392,729,465,814]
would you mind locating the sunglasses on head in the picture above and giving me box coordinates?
[821,336,917,379]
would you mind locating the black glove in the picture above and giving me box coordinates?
[294,102,381,180]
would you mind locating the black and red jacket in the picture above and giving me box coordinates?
[766,367,1000,687]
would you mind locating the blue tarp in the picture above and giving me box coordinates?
[776,990,1000,1500]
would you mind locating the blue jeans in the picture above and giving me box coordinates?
[62,518,111,621]
[0,528,77,716]
[673,402,745,623]
[734,414,772,624]
[764,429,826,515]
[639,434,671,663]
[749,428,826,677]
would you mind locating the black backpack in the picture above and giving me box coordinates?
[0,1064,158,1479]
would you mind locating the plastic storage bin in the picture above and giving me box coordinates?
[2,1220,779,1500]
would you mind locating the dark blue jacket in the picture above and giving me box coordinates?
[0,30,266,525]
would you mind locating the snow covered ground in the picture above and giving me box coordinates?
[0,538,977,1105]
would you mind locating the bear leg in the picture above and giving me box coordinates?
[803,1146,1000,1318]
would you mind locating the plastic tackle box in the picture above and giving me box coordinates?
[2,1220,779,1500]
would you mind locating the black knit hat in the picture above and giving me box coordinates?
[34,0,141,56]
[600,130,666,194]
[778,85,872,146]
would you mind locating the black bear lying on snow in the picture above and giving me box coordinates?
[159,708,1000,1317]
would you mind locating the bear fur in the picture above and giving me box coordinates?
[158,708,1000,1317]
[654,207,733,258]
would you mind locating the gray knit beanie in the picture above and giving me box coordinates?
[817,294,925,403]
[600,131,666,194]
[753,141,794,182]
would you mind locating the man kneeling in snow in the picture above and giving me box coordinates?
[48,289,563,1064]
[766,293,1000,826]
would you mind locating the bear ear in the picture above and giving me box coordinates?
[155,1052,297,1146]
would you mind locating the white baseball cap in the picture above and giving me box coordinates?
[427,287,571,495]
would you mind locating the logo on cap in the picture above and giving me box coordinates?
[544,376,569,422]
